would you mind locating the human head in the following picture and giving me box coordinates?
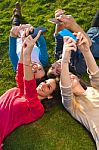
[47,63,87,91]
[47,60,61,78]
[36,78,60,100]
[31,62,45,79]
[47,59,78,78]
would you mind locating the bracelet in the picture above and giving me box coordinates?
[23,63,33,67]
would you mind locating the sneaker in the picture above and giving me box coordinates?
[11,2,22,26]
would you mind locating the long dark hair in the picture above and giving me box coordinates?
[41,77,62,111]
[47,64,88,90]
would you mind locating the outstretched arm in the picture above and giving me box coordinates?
[9,26,21,70]
[60,37,77,111]
[55,9,92,46]
[9,24,34,71]
[37,35,48,67]
[75,32,98,74]
[60,37,77,87]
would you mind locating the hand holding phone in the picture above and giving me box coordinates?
[29,26,46,38]
[48,18,62,25]
[58,29,77,42]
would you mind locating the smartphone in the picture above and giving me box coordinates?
[29,26,46,38]
[58,29,78,41]
[48,18,62,25]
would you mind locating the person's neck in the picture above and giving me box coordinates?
[38,95,46,101]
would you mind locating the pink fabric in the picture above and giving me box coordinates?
[0,63,44,145]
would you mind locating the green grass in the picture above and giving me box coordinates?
[0,0,99,149]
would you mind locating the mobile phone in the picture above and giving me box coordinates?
[58,29,78,41]
[48,18,62,25]
[29,26,46,38]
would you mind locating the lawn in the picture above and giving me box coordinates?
[0,0,99,149]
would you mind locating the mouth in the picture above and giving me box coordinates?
[38,84,44,92]
[56,69,60,75]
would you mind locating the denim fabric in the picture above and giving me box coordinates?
[54,27,99,76]
[54,34,63,60]
[87,27,99,58]
[54,34,87,76]
[12,17,21,26]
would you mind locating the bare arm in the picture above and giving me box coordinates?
[22,32,41,80]
[55,9,92,46]
[75,32,98,74]
[60,37,77,87]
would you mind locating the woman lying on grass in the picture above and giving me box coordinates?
[0,31,60,150]
[60,32,99,149]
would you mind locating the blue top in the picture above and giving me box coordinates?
[9,35,49,71]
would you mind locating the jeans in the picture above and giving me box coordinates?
[54,27,99,76]
[87,27,99,58]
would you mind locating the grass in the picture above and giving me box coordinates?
[0,0,99,149]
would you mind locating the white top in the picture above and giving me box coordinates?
[16,30,41,64]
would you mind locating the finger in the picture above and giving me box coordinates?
[55,9,65,15]
[63,36,76,44]
[22,29,27,42]
[25,28,30,36]
[30,26,34,32]
[33,30,42,42]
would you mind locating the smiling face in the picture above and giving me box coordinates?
[37,79,56,98]
[69,73,80,88]
[48,60,61,77]
[32,63,45,79]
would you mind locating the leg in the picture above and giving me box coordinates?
[54,34,63,60]
[87,10,99,58]
[91,9,99,27]
[11,2,22,26]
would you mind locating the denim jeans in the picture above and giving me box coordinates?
[87,27,99,58]
[54,27,99,76]
[54,34,87,77]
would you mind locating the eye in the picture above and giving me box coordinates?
[51,66,55,69]
[47,84,51,90]
[38,68,42,71]
[44,81,51,90]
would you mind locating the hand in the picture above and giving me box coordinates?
[21,26,34,42]
[10,25,22,37]
[63,36,77,52]
[55,9,65,18]
[22,30,42,57]
[74,32,90,52]
[10,24,33,38]
[62,36,77,62]
[55,9,76,29]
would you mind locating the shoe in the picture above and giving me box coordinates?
[14,2,21,17]
[11,2,22,26]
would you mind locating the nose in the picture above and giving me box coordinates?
[41,82,46,87]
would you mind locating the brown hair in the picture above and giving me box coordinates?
[41,77,61,111]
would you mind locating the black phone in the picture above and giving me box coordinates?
[29,26,46,38]
[48,18,62,25]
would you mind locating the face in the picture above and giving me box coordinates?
[37,79,56,98]
[69,73,80,89]
[48,60,61,76]
[32,63,45,79]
